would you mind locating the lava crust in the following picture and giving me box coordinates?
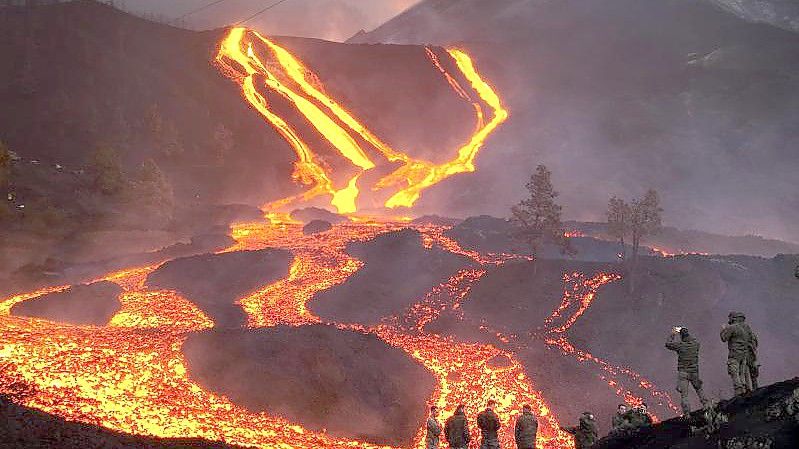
[10,281,122,326]
[146,249,293,328]
[310,229,475,325]
[182,325,435,446]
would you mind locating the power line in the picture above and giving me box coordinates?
[236,0,293,25]
[178,0,231,20]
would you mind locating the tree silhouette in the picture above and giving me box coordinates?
[511,164,572,274]
[88,144,125,195]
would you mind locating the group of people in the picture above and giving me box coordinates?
[425,401,604,449]
[423,311,761,449]
[665,311,760,415]
[425,400,539,449]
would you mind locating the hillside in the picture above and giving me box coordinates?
[0,1,477,289]
[350,0,799,243]
[442,253,799,428]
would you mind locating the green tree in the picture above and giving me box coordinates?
[607,196,631,261]
[511,164,572,274]
[88,144,125,195]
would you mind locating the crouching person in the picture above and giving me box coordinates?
[561,412,597,449]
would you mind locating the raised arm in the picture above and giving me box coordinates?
[665,332,681,351]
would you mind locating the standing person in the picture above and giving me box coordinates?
[611,404,629,432]
[514,404,538,449]
[721,312,759,395]
[445,404,471,449]
[477,400,502,449]
[561,412,598,449]
[427,406,442,449]
[665,327,710,415]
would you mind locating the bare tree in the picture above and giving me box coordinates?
[629,189,663,292]
[606,196,631,261]
[511,164,572,274]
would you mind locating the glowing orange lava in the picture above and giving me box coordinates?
[215,28,507,213]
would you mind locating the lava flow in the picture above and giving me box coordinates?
[215,27,508,213]
[0,214,688,449]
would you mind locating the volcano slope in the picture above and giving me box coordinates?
[0,1,472,204]
[0,1,480,287]
[182,325,435,447]
[351,0,799,242]
[443,253,799,430]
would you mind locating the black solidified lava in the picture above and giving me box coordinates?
[181,325,436,447]
[146,249,293,328]
[10,281,122,326]
[310,228,475,326]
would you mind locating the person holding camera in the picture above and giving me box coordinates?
[666,326,710,415]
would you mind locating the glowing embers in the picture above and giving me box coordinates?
[215,28,508,213]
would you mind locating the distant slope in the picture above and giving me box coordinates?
[710,0,799,33]
[350,0,799,242]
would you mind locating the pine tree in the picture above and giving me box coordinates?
[88,144,125,195]
[136,159,173,206]
[511,164,571,274]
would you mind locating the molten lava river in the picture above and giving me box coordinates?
[0,28,678,449]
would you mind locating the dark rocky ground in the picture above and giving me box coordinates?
[182,325,435,447]
[595,378,799,449]
[290,207,349,224]
[10,281,122,325]
[302,219,332,235]
[146,249,293,328]
[310,229,476,326]
[0,394,243,449]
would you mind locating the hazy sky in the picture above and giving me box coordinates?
[119,0,422,41]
